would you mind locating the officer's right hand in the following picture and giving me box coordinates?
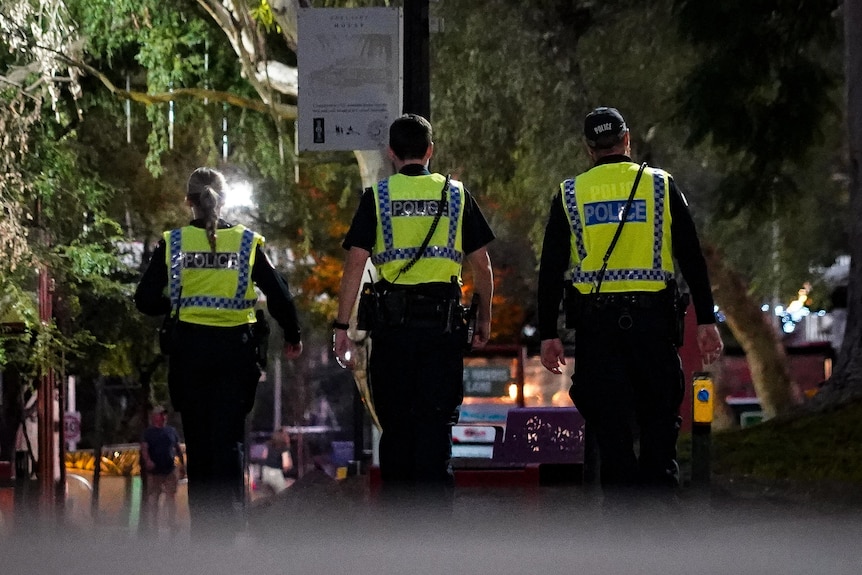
[472,319,491,348]
[333,329,355,369]
[540,338,566,374]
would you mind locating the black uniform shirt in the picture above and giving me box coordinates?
[537,155,716,340]
[342,164,495,295]
[134,219,302,344]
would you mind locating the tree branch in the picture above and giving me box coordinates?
[62,56,297,120]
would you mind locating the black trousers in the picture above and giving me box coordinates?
[569,304,684,492]
[168,322,260,538]
[369,324,464,499]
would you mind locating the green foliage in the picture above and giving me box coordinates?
[72,0,212,85]
[62,242,122,282]
[431,0,597,325]
[70,0,252,176]
[672,0,842,218]
[432,0,848,313]
[251,0,280,34]
[666,0,848,307]
[0,2,162,385]
[433,0,699,251]
[431,0,708,326]
[61,0,362,341]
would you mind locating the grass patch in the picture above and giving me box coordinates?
[685,398,862,484]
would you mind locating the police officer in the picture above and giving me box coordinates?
[538,107,723,498]
[135,167,303,539]
[332,114,494,500]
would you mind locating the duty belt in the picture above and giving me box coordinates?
[381,292,451,317]
[378,291,457,328]
[582,290,670,310]
[580,291,671,331]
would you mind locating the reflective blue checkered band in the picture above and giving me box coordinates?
[566,169,671,287]
[377,179,395,252]
[371,245,464,265]
[168,228,183,305]
[446,183,463,254]
[167,227,258,311]
[572,269,674,284]
[234,229,255,300]
[179,295,256,310]
[371,178,464,266]
[562,179,587,261]
[651,172,665,270]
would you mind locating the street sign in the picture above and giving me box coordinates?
[64,412,81,443]
[463,365,512,397]
[297,7,402,151]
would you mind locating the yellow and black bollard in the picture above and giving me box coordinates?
[691,372,714,485]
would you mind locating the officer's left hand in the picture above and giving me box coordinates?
[697,324,723,365]
[284,341,303,360]
[540,338,567,374]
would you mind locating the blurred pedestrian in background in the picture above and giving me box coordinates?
[304,394,339,428]
[260,429,294,495]
[140,405,183,535]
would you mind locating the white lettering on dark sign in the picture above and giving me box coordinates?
[391,199,448,217]
[593,122,613,134]
[183,252,240,269]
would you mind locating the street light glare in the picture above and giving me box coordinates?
[225,180,254,208]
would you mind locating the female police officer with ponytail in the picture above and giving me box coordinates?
[135,167,302,540]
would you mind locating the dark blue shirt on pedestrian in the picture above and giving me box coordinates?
[142,426,181,475]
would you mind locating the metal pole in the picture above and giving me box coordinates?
[91,378,103,517]
[691,372,714,485]
[516,345,526,408]
[273,356,282,432]
[402,0,430,119]
[67,376,76,452]
[36,257,56,515]
[352,377,364,473]
[56,370,65,518]
[125,75,131,143]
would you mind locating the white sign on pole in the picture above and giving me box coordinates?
[64,411,81,444]
[297,7,402,152]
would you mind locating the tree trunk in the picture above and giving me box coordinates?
[703,243,797,418]
[814,0,862,408]
[355,149,390,189]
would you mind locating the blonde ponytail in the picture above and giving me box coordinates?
[199,187,220,253]
[186,167,227,254]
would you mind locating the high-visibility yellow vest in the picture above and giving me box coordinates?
[370,173,465,285]
[164,225,262,326]
[560,162,675,294]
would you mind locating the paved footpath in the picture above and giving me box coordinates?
[2,471,861,575]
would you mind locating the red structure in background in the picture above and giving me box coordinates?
[720,344,831,401]
[678,304,832,433]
